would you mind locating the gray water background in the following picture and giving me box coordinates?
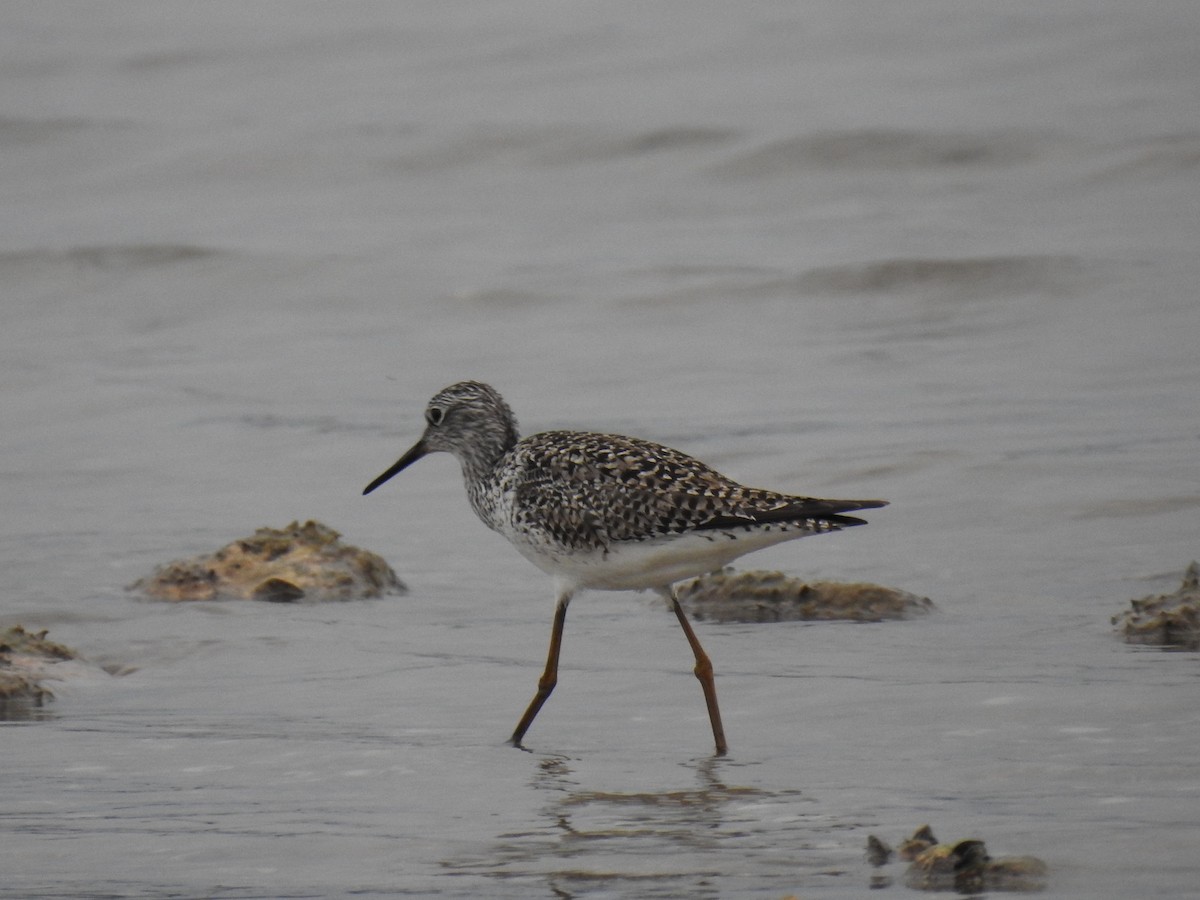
[3,2,1199,897]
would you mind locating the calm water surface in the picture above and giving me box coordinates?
[3,2,1199,897]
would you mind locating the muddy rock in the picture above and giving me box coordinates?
[676,568,933,623]
[1112,562,1200,650]
[904,840,1048,893]
[131,520,406,602]
[866,825,1048,893]
[0,626,79,717]
[897,823,938,860]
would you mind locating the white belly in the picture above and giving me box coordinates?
[509,523,821,592]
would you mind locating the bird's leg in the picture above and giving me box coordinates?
[510,591,571,748]
[668,587,728,756]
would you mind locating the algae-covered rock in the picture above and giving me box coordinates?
[1112,562,1200,650]
[131,520,406,602]
[896,823,938,861]
[904,839,1047,892]
[676,568,933,623]
[867,825,1047,893]
[866,833,894,867]
[0,625,79,716]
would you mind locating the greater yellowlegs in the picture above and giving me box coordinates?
[363,381,886,755]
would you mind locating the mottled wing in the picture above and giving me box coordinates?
[510,431,884,549]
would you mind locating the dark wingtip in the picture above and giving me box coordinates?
[698,497,888,531]
[826,499,888,527]
[827,514,869,527]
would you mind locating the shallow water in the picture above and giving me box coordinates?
[3,2,1200,897]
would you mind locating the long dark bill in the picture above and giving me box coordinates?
[362,439,428,495]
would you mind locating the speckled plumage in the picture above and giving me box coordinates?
[497,429,865,545]
[363,380,887,753]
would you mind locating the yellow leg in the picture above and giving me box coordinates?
[669,587,728,756]
[510,592,571,747]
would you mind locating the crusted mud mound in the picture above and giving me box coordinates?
[0,626,78,717]
[676,568,933,623]
[867,824,1048,893]
[1112,561,1200,650]
[131,520,406,602]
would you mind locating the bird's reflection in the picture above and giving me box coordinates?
[502,753,778,899]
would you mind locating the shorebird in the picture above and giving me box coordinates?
[363,381,886,755]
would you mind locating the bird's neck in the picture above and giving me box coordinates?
[456,421,519,488]
[460,436,516,532]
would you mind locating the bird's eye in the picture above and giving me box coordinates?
[426,406,445,426]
